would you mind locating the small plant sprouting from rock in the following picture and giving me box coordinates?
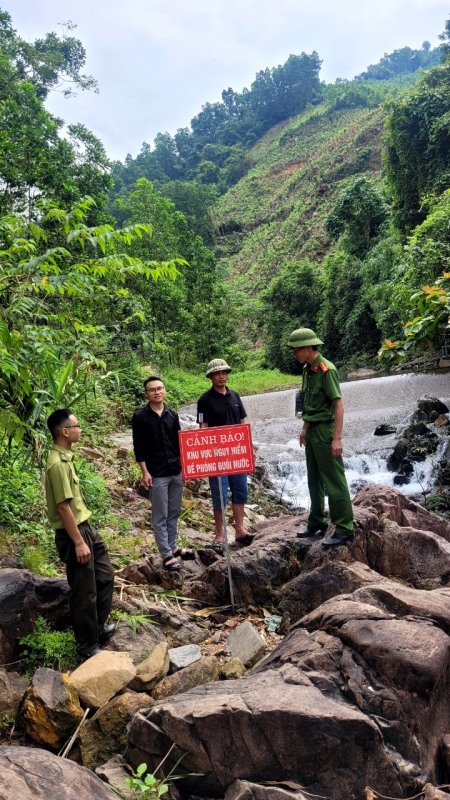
[111,610,157,634]
[125,763,169,799]
[124,745,203,799]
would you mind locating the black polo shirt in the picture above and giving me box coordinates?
[132,404,181,477]
[196,387,247,427]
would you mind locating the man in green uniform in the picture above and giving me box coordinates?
[45,408,115,660]
[288,328,354,548]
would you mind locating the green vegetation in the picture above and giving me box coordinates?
[111,611,157,634]
[19,616,78,672]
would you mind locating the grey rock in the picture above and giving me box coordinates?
[225,779,311,800]
[96,755,135,799]
[226,620,267,667]
[169,644,202,671]
[0,745,117,799]
[0,668,28,716]
[151,655,220,700]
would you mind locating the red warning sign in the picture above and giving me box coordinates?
[179,424,255,480]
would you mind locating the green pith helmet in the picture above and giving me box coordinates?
[287,327,324,348]
[205,358,232,377]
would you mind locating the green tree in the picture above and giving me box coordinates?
[384,57,450,232]
[262,260,323,371]
[0,196,181,452]
[325,176,388,257]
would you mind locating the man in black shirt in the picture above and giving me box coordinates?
[197,359,253,552]
[132,376,189,571]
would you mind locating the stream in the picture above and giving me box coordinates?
[182,371,450,510]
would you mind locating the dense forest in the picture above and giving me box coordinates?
[0,5,450,459]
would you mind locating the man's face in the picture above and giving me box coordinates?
[145,380,166,402]
[292,346,312,365]
[210,370,230,390]
[62,414,82,443]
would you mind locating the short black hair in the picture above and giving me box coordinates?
[311,345,319,352]
[144,376,164,390]
[47,408,72,440]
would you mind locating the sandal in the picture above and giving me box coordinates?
[234,533,254,547]
[163,556,182,571]
[172,547,196,560]
[210,541,225,555]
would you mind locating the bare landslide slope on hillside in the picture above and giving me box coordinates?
[212,104,385,293]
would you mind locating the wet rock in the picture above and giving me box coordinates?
[169,644,201,671]
[0,668,28,716]
[69,651,136,709]
[78,690,153,770]
[19,667,83,749]
[393,458,414,485]
[226,621,267,667]
[416,396,449,420]
[151,656,220,700]
[374,424,396,436]
[436,460,450,486]
[387,437,408,471]
[129,641,170,691]
[0,745,117,799]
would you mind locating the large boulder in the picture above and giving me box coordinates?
[0,569,69,664]
[19,667,83,750]
[180,487,450,614]
[0,745,117,799]
[124,488,450,800]
[69,651,136,709]
[77,690,153,770]
[126,579,450,799]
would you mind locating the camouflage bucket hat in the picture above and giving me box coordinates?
[205,358,232,377]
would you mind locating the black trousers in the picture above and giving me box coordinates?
[55,520,114,655]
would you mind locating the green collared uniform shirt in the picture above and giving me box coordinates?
[302,354,341,423]
[45,445,91,529]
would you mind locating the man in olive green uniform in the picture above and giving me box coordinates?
[288,328,354,548]
[45,409,115,660]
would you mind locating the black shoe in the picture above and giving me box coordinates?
[322,533,354,549]
[78,646,102,662]
[297,524,328,539]
[98,622,117,644]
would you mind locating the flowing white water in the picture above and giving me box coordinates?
[182,371,450,511]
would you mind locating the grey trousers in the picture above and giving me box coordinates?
[150,473,183,559]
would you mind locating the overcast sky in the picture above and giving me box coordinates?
[4,0,449,162]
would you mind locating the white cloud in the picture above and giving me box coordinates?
[4,0,449,159]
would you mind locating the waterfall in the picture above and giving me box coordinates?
[181,371,450,510]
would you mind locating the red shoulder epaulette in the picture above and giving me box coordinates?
[319,362,329,372]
